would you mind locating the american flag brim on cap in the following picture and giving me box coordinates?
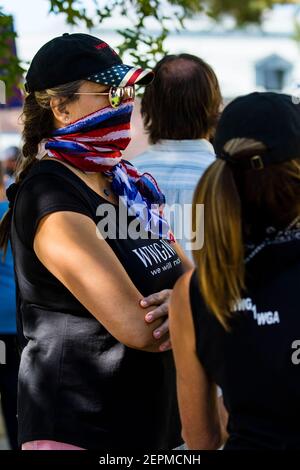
[87,64,154,87]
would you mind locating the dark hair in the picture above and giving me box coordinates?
[0,80,83,255]
[192,138,300,329]
[141,54,222,144]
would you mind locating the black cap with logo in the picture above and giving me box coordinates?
[25,33,154,93]
[214,92,300,170]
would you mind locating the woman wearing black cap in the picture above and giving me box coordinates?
[169,92,300,450]
[0,33,191,450]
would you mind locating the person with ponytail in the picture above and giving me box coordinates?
[0,33,192,450]
[169,92,300,450]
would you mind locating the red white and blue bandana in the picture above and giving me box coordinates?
[45,101,174,242]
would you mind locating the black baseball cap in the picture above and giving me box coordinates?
[214,92,300,170]
[25,33,154,93]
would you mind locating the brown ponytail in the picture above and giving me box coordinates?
[192,159,245,330]
[193,138,300,330]
[0,80,83,255]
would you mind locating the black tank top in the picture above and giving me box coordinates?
[11,160,184,450]
[190,229,300,449]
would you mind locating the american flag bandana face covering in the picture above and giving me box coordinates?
[45,101,174,242]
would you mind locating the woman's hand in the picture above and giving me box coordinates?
[140,289,172,352]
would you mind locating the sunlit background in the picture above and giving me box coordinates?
[0,0,300,450]
[0,1,300,158]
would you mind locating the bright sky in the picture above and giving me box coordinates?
[1,0,298,64]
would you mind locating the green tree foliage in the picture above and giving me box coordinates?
[0,9,25,97]
[0,0,298,96]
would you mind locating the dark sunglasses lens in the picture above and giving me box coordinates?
[109,87,124,108]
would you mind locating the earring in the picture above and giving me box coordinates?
[65,117,69,123]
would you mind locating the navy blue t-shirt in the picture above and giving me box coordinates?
[190,228,300,449]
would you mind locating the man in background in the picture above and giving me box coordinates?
[134,54,222,257]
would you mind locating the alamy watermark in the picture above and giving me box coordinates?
[95,198,204,251]
[291,340,300,365]
[0,340,6,365]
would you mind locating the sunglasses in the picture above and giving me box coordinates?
[74,85,135,108]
